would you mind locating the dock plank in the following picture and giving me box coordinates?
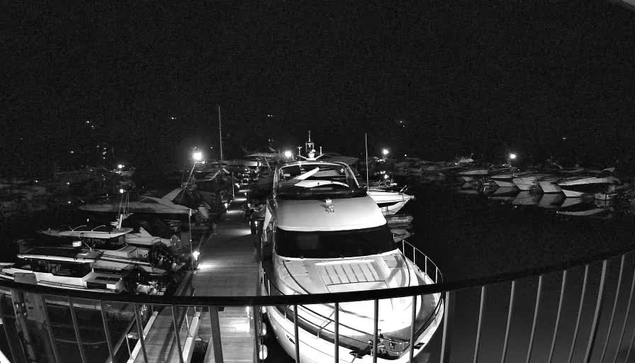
[131,197,259,363]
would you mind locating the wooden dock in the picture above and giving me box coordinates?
[131,194,260,363]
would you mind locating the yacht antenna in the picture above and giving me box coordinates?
[218,104,223,163]
[365,133,370,189]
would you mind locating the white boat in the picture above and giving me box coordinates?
[512,173,552,191]
[260,157,444,363]
[457,167,490,182]
[490,170,531,188]
[557,176,620,198]
[537,176,563,194]
[79,191,195,215]
[41,224,133,239]
[0,247,161,294]
[367,188,415,215]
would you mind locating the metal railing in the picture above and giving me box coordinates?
[1,244,635,363]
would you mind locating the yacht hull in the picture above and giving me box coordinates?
[264,273,443,363]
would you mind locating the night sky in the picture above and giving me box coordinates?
[3,1,635,176]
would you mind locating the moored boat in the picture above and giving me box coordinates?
[260,151,444,362]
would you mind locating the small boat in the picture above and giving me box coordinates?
[513,173,552,191]
[537,176,563,194]
[79,191,195,215]
[41,224,133,239]
[367,187,415,215]
[557,175,620,198]
[457,167,490,182]
[0,247,162,294]
[490,170,531,188]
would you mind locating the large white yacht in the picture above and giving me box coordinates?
[260,150,444,362]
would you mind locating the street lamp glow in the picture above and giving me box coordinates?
[382,148,390,157]
[192,150,203,162]
[283,150,293,159]
[509,153,517,160]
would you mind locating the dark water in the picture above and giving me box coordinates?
[409,184,635,282]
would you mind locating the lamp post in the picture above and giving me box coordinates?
[186,149,203,186]
[507,153,517,168]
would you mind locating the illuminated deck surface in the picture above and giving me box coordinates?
[134,195,259,362]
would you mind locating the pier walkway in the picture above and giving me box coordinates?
[131,193,260,363]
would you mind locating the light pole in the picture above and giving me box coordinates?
[507,153,517,168]
[186,149,203,186]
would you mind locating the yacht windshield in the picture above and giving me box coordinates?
[277,163,365,199]
[275,225,396,258]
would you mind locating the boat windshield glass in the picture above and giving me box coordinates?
[276,163,365,199]
[275,225,396,258]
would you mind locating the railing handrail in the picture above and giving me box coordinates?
[1,244,633,306]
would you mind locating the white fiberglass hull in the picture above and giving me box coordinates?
[367,190,415,216]
[265,268,443,363]
[493,180,516,188]
[561,189,588,198]
[266,300,443,363]
[538,180,562,194]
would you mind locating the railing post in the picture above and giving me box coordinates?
[294,304,300,363]
[99,301,115,363]
[583,260,608,363]
[134,303,149,363]
[408,295,417,363]
[373,299,379,363]
[334,302,339,363]
[33,294,60,363]
[548,270,568,363]
[172,305,185,363]
[525,275,544,363]
[501,280,516,363]
[473,286,486,363]
[208,305,224,363]
[599,255,625,363]
[440,290,452,363]
[612,262,635,363]
[68,297,88,363]
[0,294,19,363]
[567,264,590,363]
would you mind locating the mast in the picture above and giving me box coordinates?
[218,105,223,162]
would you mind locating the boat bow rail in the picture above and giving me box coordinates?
[1,245,635,363]
[260,240,444,361]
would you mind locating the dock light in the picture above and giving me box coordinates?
[258,345,268,360]
[509,153,517,160]
[117,164,124,169]
[192,150,203,162]
[382,148,390,157]
[283,150,293,159]
[192,250,200,260]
